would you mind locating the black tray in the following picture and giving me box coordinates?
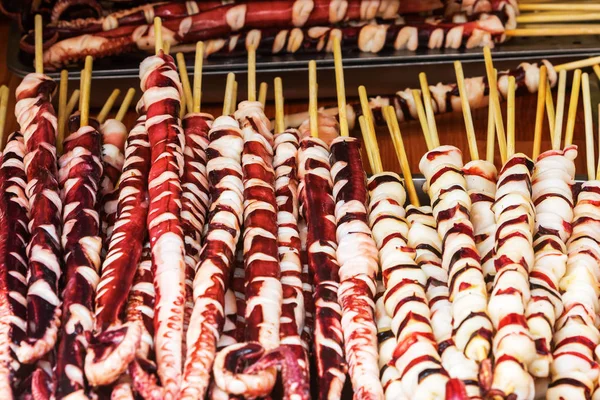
[7,21,600,106]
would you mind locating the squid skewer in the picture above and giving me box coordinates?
[138,27,187,397]
[54,57,105,398]
[86,115,151,387]
[380,105,481,399]
[180,80,244,399]
[329,41,382,398]
[14,16,63,364]
[0,132,30,399]
[273,78,309,381]
[415,81,493,365]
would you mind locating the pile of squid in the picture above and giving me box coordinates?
[12,0,518,69]
[5,45,600,400]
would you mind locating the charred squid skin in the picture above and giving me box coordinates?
[274,128,310,382]
[14,72,63,365]
[181,112,213,336]
[0,132,30,400]
[85,116,151,387]
[54,124,104,399]
[329,136,382,399]
[50,0,103,23]
[180,115,244,400]
[297,130,347,400]
[139,50,187,399]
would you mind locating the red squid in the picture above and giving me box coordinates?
[54,123,104,398]
[13,72,63,364]
[86,116,150,387]
[0,132,30,399]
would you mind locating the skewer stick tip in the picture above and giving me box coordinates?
[247,45,256,102]
[0,85,10,151]
[258,82,268,108]
[274,77,284,135]
[154,17,163,55]
[308,60,319,138]
[80,56,93,128]
[454,60,478,161]
[116,88,136,122]
[34,14,44,74]
[193,41,204,113]
[333,36,349,137]
[97,88,121,124]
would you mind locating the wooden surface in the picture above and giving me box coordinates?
[0,19,592,177]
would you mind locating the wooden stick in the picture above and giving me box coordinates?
[508,27,600,37]
[564,69,582,147]
[274,77,285,135]
[454,61,478,161]
[506,76,516,158]
[594,64,600,82]
[231,81,238,115]
[35,14,43,74]
[545,81,556,141]
[57,70,68,153]
[97,88,121,124]
[176,53,194,113]
[308,60,318,138]
[366,117,383,174]
[486,93,496,164]
[532,65,547,159]
[0,86,9,150]
[116,88,136,122]
[333,37,349,137]
[553,69,567,149]
[384,105,420,207]
[555,55,600,72]
[597,103,600,180]
[582,73,596,180]
[258,82,268,108]
[65,90,80,118]
[520,3,600,11]
[248,46,256,102]
[163,40,171,55]
[418,73,440,148]
[357,85,381,161]
[78,69,84,112]
[223,73,235,116]
[358,116,377,173]
[154,17,163,55]
[193,42,204,113]
[80,56,93,128]
[411,90,433,151]
[517,12,600,23]
[483,48,507,164]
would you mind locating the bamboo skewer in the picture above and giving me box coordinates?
[555,56,600,72]
[454,61,479,161]
[57,69,68,153]
[532,65,548,159]
[358,115,378,174]
[222,73,235,116]
[593,65,600,83]
[507,26,600,36]
[383,105,420,207]
[418,73,440,148]
[520,3,600,11]
[409,90,433,151]
[545,82,556,140]
[80,56,93,128]
[486,93,496,163]
[154,17,163,55]
[308,60,318,138]
[176,53,194,113]
[506,76,516,158]
[163,40,171,55]
[357,85,382,166]
[517,12,600,23]
[582,72,595,180]
[65,90,80,119]
[597,103,600,180]
[258,82,268,108]
[274,77,285,135]
[333,37,349,137]
[564,69,582,147]
[115,88,136,122]
[231,81,238,114]
[248,46,256,102]
[483,48,507,164]
[78,69,84,112]
[553,69,567,149]
[193,42,204,113]
[35,14,43,74]
[0,85,9,150]
[97,88,121,124]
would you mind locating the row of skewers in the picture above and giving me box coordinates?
[1,10,600,400]
[10,0,600,70]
